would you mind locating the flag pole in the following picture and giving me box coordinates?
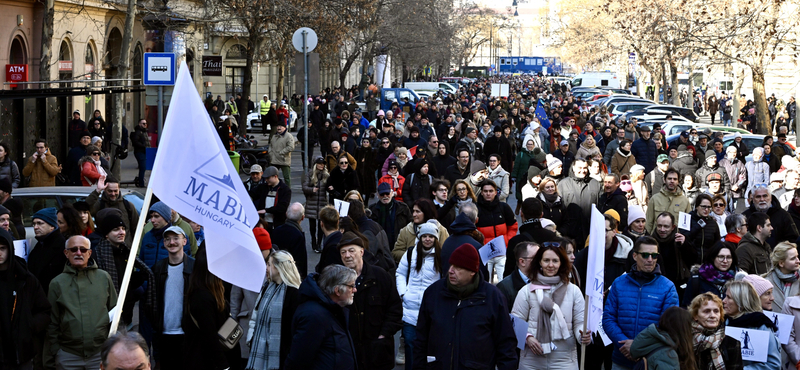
[109,185,155,336]
[580,294,589,370]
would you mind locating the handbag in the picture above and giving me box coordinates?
[190,309,244,350]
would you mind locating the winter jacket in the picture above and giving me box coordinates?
[27,229,67,295]
[268,130,297,166]
[391,219,449,263]
[553,149,575,173]
[598,189,629,231]
[576,141,601,161]
[413,277,518,370]
[378,174,405,202]
[645,186,692,234]
[486,166,511,202]
[484,135,514,171]
[683,267,734,306]
[695,162,731,192]
[604,139,623,166]
[354,216,395,274]
[671,150,698,178]
[325,151,356,173]
[631,137,658,174]
[86,189,140,246]
[475,194,518,246]
[497,271,526,312]
[130,125,149,153]
[432,154,456,179]
[0,228,50,367]
[737,232,773,275]
[0,157,20,188]
[557,175,602,248]
[723,321,781,370]
[355,146,377,196]
[395,244,442,326]
[629,324,680,369]
[745,159,770,199]
[326,166,360,203]
[285,274,357,370]
[443,163,470,187]
[743,196,799,247]
[350,262,403,370]
[603,271,679,369]
[684,210,721,266]
[44,261,117,369]
[246,283,299,370]
[183,287,232,370]
[511,281,585,370]
[765,270,800,313]
[720,157,747,198]
[401,171,433,207]
[22,152,59,187]
[271,220,308,276]
[370,200,412,248]
[539,192,567,232]
[610,148,636,176]
[302,168,329,219]
[782,297,800,369]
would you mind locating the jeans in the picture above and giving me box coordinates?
[487,255,506,283]
[403,323,417,370]
[724,119,732,127]
[134,151,147,187]
[611,362,632,370]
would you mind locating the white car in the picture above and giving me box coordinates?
[245,106,298,132]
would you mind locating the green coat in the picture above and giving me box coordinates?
[45,261,117,368]
[630,324,680,369]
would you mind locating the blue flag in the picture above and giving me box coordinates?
[534,100,551,129]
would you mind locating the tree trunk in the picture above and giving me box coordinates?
[39,0,54,82]
[752,69,770,135]
[340,48,361,91]
[110,0,137,180]
[669,59,680,106]
[276,62,285,102]
[241,33,257,110]
[733,66,746,124]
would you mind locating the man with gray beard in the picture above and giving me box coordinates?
[742,186,798,247]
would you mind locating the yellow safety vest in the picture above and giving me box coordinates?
[260,100,271,115]
[227,101,238,115]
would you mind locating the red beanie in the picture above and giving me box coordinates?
[253,228,272,251]
[449,244,480,273]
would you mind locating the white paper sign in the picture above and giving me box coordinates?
[510,314,528,350]
[334,199,350,217]
[263,196,276,223]
[13,240,28,261]
[479,236,506,265]
[678,212,691,231]
[762,311,793,345]
[725,326,770,362]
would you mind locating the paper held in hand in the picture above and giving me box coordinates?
[479,236,506,265]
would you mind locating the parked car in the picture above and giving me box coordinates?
[608,102,654,123]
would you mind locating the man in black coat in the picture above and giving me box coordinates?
[597,174,629,232]
[414,244,518,370]
[650,212,690,297]
[26,207,67,295]
[369,183,412,247]
[338,232,403,370]
[497,242,538,312]
[743,187,799,247]
[443,149,472,188]
[253,166,291,232]
[483,125,513,171]
[271,203,308,276]
[316,206,344,273]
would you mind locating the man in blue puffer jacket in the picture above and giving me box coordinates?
[139,202,189,268]
[603,235,679,370]
[630,125,658,174]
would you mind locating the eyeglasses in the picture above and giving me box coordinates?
[430,140,438,143]
[698,205,712,209]
[637,252,659,260]
[716,255,733,261]
[343,283,356,290]
[67,247,90,254]
[456,187,467,192]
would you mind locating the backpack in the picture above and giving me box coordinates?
[404,245,443,284]
[723,105,732,114]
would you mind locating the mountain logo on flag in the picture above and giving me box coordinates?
[192,152,237,191]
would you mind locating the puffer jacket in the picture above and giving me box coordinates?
[268,130,297,166]
[719,156,747,198]
[391,221,449,265]
[44,261,117,369]
[395,244,441,326]
[602,269,679,369]
[0,157,20,188]
[629,324,680,369]
[78,156,102,186]
[671,150,698,177]
[511,281,585,370]
[22,152,59,187]
[302,168,329,219]
[645,186,692,234]
[631,137,658,173]
[485,165,511,202]
[475,193,518,246]
[745,158,770,199]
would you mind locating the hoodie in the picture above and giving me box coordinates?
[629,324,680,369]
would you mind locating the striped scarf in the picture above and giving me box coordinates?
[246,282,286,370]
[691,321,725,370]
[94,239,157,324]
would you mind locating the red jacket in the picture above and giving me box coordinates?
[80,161,102,186]
[378,174,406,202]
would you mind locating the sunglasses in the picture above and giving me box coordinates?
[91,152,100,156]
[67,247,90,254]
[713,203,725,207]
[339,161,348,165]
[543,242,561,249]
[637,252,659,259]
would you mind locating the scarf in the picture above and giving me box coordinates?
[94,239,157,324]
[247,282,287,370]
[389,171,401,188]
[446,272,480,299]
[454,198,473,215]
[531,275,571,352]
[774,269,799,296]
[617,147,630,156]
[698,263,734,285]
[541,192,559,205]
[727,312,776,331]
[94,159,108,178]
[691,321,726,370]
[724,233,741,244]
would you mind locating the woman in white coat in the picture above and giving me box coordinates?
[395,220,442,370]
[512,244,591,370]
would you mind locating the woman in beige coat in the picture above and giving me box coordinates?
[610,139,636,177]
[512,245,591,370]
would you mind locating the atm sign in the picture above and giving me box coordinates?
[6,64,27,88]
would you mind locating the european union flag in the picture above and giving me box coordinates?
[534,100,551,129]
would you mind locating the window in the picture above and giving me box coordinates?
[19,196,60,226]
[384,90,396,102]
[225,67,244,95]
[601,80,609,86]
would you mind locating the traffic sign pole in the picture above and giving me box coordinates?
[158,86,163,144]
[303,30,309,172]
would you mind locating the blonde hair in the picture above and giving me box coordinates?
[269,250,302,289]
[688,292,725,324]
[344,190,363,203]
[771,242,797,272]
[538,177,558,194]
[724,280,763,316]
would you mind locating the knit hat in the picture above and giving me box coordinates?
[337,231,366,250]
[464,127,476,135]
[377,110,385,117]
[253,228,272,251]
[263,166,279,178]
[604,209,621,224]
[737,272,772,297]
[546,154,562,172]
[149,202,172,223]
[32,207,58,228]
[417,220,439,238]
[706,173,722,182]
[0,178,11,194]
[493,125,503,133]
[531,148,546,165]
[529,121,540,131]
[378,182,392,195]
[250,164,263,173]
[91,136,103,146]
[0,205,10,218]
[449,244,480,273]
[627,205,646,227]
[726,146,738,154]
[98,213,125,236]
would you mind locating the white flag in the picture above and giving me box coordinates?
[150,61,265,292]
[585,205,606,333]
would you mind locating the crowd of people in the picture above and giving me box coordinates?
[5,74,800,370]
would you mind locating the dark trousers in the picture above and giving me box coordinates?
[134,151,147,187]
[156,334,186,370]
[309,218,323,250]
